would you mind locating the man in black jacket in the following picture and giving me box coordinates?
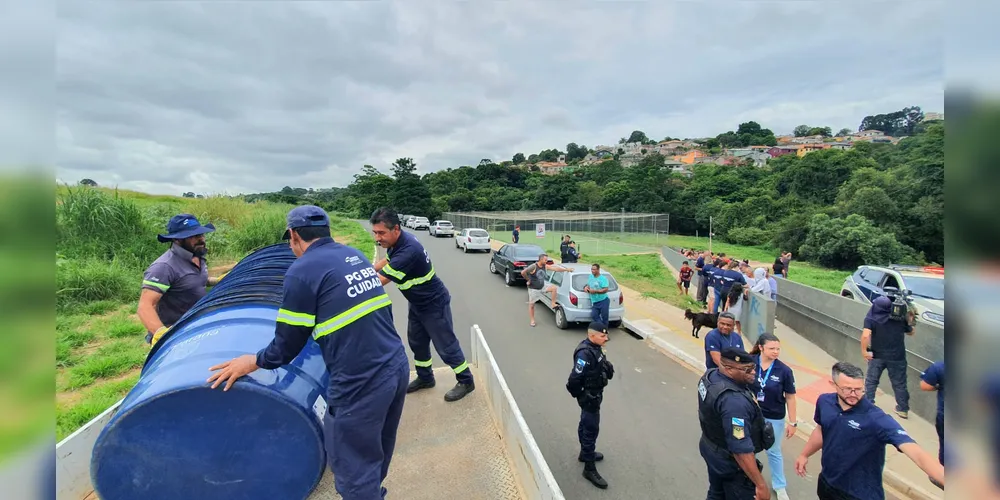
[566,322,615,489]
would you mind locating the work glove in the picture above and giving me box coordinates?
[150,326,170,346]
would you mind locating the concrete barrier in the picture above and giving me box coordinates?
[470,324,565,500]
[773,277,942,421]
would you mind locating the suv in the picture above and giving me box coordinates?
[408,217,429,230]
[429,220,454,237]
[840,264,944,327]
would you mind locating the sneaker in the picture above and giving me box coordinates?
[775,488,790,500]
[895,407,909,419]
[406,378,435,394]
[444,381,475,402]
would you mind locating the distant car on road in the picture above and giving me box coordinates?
[429,220,455,237]
[489,243,551,286]
[538,264,625,330]
[408,216,429,230]
[455,228,491,252]
[840,264,944,327]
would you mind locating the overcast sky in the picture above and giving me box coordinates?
[52,1,944,196]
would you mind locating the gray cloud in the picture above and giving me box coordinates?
[51,1,944,195]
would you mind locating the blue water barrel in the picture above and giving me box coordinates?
[90,244,329,500]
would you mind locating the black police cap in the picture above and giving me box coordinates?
[720,346,754,364]
[588,322,609,334]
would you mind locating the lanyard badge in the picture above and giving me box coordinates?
[757,361,774,402]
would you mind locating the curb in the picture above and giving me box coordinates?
[620,317,938,500]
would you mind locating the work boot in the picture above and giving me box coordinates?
[582,462,608,489]
[445,381,475,402]
[406,378,435,393]
[578,452,604,462]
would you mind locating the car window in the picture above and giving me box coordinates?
[439,221,452,226]
[571,274,620,291]
[470,230,488,237]
[549,271,564,286]
[863,270,885,286]
[512,247,544,261]
[903,276,944,300]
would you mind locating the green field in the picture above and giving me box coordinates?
[55,186,374,441]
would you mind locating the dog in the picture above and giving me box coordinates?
[684,309,718,339]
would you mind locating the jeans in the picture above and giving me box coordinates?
[764,418,787,490]
[591,298,610,326]
[712,288,723,314]
[864,357,910,412]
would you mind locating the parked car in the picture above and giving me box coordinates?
[840,264,944,327]
[429,220,455,237]
[408,216,430,230]
[489,244,551,286]
[455,228,491,252]
[537,264,625,329]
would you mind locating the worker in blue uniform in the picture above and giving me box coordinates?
[566,322,614,489]
[369,207,475,403]
[697,346,774,500]
[207,205,410,500]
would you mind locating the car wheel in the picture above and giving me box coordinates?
[554,308,568,329]
[609,320,622,329]
[505,270,516,286]
[489,260,498,274]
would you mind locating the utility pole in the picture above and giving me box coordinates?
[621,207,625,234]
[709,215,713,254]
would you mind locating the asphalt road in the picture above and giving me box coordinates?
[362,225,900,499]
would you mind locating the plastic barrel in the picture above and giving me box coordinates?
[90,244,329,500]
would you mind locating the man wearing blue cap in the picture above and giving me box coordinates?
[138,213,228,345]
[207,205,410,500]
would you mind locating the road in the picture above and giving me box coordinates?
[362,225,901,499]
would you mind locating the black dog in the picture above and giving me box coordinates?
[684,309,718,339]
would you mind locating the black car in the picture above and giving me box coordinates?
[489,244,552,286]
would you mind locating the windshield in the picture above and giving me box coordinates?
[903,276,944,300]
[572,274,620,291]
[470,230,488,237]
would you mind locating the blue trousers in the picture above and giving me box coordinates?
[578,408,601,461]
[325,360,409,500]
[865,357,910,412]
[712,288,723,314]
[591,298,610,326]
[408,299,474,384]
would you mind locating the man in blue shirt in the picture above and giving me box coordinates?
[370,207,475,403]
[718,261,747,313]
[704,312,745,370]
[207,205,410,500]
[584,264,610,326]
[920,359,945,475]
[795,362,944,499]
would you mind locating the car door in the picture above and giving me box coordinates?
[859,268,885,303]
[456,229,466,246]
[493,245,511,271]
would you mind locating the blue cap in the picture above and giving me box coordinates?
[282,205,330,240]
[157,214,216,243]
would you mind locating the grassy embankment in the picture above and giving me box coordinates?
[55,186,373,441]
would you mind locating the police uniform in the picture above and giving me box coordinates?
[566,322,615,489]
[257,206,410,500]
[378,229,475,401]
[697,347,774,499]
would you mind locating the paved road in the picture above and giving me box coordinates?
[362,225,899,499]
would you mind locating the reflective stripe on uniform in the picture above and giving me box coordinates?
[143,280,169,292]
[452,361,469,374]
[382,264,406,280]
[313,293,392,339]
[276,309,316,327]
[414,358,433,367]
[397,267,436,291]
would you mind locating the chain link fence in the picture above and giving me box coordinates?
[440,210,669,256]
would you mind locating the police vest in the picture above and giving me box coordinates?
[697,369,775,454]
[574,342,611,392]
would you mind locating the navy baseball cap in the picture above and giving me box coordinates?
[157,214,216,243]
[282,205,330,240]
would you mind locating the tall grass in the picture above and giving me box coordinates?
[57,186,163,267]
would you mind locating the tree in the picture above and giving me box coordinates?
[627,130,649,144]
[566,143,588,163]
[182,192,195,198]
[836,128,852,137]
[79,178,97,187]
[512,152,526,165]
[793,125,811,137]
[390,158,433,216]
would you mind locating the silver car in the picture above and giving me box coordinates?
[429,220,454,237]
[537,264,625,330]
[840,264,944,327]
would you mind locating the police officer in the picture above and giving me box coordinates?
[697,346,774,500]
[369,207,475,402]
[566,321,615,489]
[207,205,410,500]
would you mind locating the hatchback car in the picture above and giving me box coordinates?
[538,264,625,329]
[455,228,491,252]
[408,217,429,230]
[840,264,944,327]
[429,220,454,237]
[489,244,551,286]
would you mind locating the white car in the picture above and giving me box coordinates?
[429,220,455,237]
[455,228,491,252]
[408,217,429,230]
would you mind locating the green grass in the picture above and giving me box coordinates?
[591,254,702,311]
[54,185,376,440]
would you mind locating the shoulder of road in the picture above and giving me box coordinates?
[486,237,942,500]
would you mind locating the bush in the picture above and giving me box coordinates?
[57,257,136,310]
[725,227,771,247]
[57,186,163,267]
[226,209,288,255]
[798,213,916,269]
